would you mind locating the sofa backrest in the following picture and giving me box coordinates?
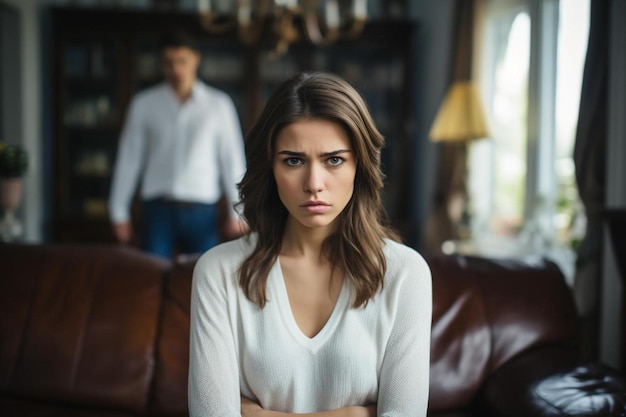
[0,244,168,414]
[427,254,579,411]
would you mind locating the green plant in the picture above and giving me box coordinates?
[0,142,29,179]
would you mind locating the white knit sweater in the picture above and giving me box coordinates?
[188,235,432,416]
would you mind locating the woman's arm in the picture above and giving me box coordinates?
[377,252,432,416]
[188,252,241,416]
[241,397,376,417]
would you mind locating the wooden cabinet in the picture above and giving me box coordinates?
[49,7,416,243]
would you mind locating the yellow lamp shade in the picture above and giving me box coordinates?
[429,80,489,142]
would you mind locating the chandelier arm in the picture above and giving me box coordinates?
[199,11,237,34]
[303,10,339,45]
[270,8,300,58]
[342,17,366,40]
[238,0,271,45]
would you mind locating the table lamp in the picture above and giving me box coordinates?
[429,80,489,241]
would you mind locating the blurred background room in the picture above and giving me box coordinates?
[1,0,625,376]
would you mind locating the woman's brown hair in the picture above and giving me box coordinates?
[237,71,399,308]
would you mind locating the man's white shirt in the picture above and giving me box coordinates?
[108,81,246,223]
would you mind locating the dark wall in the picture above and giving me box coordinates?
[0,3,22,147]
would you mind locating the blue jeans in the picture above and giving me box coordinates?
[141,198,219,259]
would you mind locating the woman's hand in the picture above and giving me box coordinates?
[240,396,376,417]
[347,405,376,417]
[241,396,265,417]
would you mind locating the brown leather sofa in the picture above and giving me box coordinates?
[1,243,625,416]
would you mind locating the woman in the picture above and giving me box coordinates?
[189,72,432,416]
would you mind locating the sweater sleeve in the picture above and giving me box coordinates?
[188,251,241,417]
[377,250,432,417]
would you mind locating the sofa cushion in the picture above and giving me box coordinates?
[471,256,579,370]
[427,254,579,412]
[532,363,626,416]
[429,255,491,411]
[0,394,137,417]
[0,244,168,414]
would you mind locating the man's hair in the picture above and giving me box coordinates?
[237,71,400,309]
[158,30,199,52]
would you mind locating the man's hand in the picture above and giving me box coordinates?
[112,222,132,243]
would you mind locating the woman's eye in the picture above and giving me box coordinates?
[327,157,344,166]
[284,157,302,167]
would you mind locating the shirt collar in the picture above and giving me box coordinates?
[165,80,203,105]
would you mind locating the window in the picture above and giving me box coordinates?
[467,0,589,276]
[553,0,589,248]
[470,7,530,238]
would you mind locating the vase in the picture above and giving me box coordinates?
[0,178,23,242]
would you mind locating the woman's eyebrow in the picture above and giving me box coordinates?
[320,149,351,157]
[276,150,351,157]
[277,150,305,156]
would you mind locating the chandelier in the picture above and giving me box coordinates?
[197,0,368,57]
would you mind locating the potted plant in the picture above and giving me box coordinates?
[0,142,29,241]
[0,142,29,179]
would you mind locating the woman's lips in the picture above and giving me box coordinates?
[300,201,330,213]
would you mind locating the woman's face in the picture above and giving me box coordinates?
[273,118,357,235]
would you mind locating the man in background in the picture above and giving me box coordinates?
[108,31,247,259]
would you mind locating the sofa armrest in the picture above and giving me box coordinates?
[476,346,626,417]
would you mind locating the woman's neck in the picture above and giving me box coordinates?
[280,220,331,259]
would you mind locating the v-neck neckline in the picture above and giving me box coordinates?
[269,259,350,354]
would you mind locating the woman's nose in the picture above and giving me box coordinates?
[304,164,324,193]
